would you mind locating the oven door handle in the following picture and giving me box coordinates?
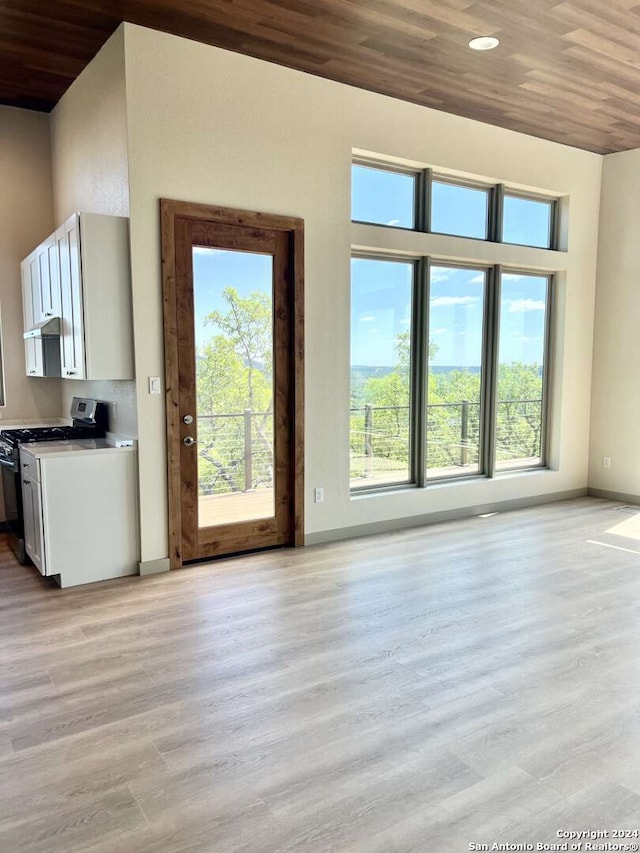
[0,457,17,471]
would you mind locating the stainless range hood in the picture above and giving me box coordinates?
[23,317,62,377]
[23,317,61,339]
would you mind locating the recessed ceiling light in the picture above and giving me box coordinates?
[469,36,500,51]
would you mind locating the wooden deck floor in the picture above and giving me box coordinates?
[198,489,274,526]
[2,497,640,851]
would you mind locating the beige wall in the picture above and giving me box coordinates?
[589,150,640,498]
[50,27,137,437]
[51,28,129,223]
[121,24,602,562]
[0,106,61,521]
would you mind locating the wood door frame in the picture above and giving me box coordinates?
[160,199,305,569]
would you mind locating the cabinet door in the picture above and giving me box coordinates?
[57,216,86,380]
[22,478,35,563]
[22,476,45,575]
[20,256,43,377]
[29,251,44,325]
[31,481,46,574]
[43,236,62,319]
[36,243,50,322]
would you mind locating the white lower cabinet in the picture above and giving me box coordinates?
[21,472,45,574]
[20,443,139,588]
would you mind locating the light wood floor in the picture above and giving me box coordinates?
[2,497,640,852]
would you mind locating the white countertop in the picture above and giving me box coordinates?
[21,439,136,458]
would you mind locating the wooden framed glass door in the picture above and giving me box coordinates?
[161,201,304,566]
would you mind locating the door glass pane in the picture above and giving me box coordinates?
[350,258,413,488]
[502,195,553,248]
[193,247,275,526]
[427,266,486,478]
[496,274,549,470]
[431,181,489,239]
[351,164,416,228]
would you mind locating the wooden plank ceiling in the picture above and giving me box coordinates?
[3,0,640,154]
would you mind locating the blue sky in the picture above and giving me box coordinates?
[192,168,549,369]
[192,248,272,348]
[350,163,549,367]
[351,260,547,368]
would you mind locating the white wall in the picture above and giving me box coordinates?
[121,24,602,562]
[0,107,62,520]
[589,150,640,498]
[50,27,137,437]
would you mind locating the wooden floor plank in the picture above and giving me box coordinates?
[1,497,640,850]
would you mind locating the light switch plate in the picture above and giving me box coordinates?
[149,376,161,395]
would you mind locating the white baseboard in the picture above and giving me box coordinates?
[588,487,640,505]
[305,488,589,546]
[138,556,171,576]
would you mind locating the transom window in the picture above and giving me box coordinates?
[352,160,558,249]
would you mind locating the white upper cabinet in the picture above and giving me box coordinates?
[57,213,134,381]
[22,212,134,381]
[21,253,47,376]
[42,236,62,320]
[57,216,85,379]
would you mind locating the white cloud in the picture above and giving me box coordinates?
[430,269,452,283]
[431,327,449,335]
[431,295,479,307]
[359,315,375,323]
[387,218,401,226]
[470,273,485,284]
[508,299,545,313]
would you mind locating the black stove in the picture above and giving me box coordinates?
[0,397,109,563]
[0,425,105,466]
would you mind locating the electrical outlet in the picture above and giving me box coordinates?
[603,456,611,469]
[314,487,324,504]
[111,402,118,425]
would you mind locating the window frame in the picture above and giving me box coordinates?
[351,158,423,233]
[492,268,555,474]
[429,176,494,242]
[349,251,419,492]
[349,251,556,494]
[351,160,560,251]
[424,260,492,483]
[500,190,558,251]
[349,157,560,495]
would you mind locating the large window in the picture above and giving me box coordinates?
[350,159,557,491]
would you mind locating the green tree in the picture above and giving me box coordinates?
[205,287,272,409]
[495,362,543,462]
[197,288,273,495]
[350,331,544,478]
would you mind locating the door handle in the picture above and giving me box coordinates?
[183,436,197,446]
